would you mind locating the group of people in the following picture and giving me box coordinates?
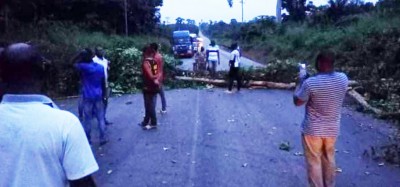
[0,41,349,187]
[194,40,242,93]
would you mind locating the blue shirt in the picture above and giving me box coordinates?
[295,72,348,137]
[75,62,105,100]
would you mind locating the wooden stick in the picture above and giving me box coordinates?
[347,89,383,114]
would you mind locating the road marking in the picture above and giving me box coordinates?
[188,89,200,186]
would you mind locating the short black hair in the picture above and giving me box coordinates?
[150,43,159,52]
[316,50,335,65]
[0,43,44,83]
[230,43,238,50]
[80,48,94,63]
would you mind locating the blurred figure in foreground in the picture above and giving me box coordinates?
[0,43,98,187]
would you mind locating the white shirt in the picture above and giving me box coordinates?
[0,94,99,187]
[207,45,219,61]
[230,49,241,67]
[93,56,109,79]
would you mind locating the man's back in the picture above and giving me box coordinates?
[75,62,105,100]
[207,45,219,61]
[0,95,98,187]
[301,72,348,136]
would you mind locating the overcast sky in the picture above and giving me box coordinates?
[159,0,378,24]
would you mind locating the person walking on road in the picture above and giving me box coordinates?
[93,47,113,125]
[293,50,348,187]
[75,48,108,145]
[0,43,98,187]
[139,45,161,130]
[206,40,220,78]
[150,43,167,114]
[195,46,206,71]
[226,43,242,93]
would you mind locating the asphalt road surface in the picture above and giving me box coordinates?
[177,32,265,71]
[57,88,400,187]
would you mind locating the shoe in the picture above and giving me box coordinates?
[138,122,146,127]
[160,109,167,114]
[143,125,157,130]
[225,90,233,94]
[100,139,109,146]
[105,120,113,125]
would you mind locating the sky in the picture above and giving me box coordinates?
[159,0,378,24]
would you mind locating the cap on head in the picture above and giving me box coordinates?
[0,43,44,83]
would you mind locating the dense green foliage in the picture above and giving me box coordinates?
[0,0,162,34]
[203,0,400,113]
[0,21,178,97]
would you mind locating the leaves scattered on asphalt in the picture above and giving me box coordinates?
[242,163,248,167]
[163,147,169,151]
[336,168,343,173]
[125,101,133,105]
[107,170,113,175]
[171,160,177,164]
[293,152,303,156]
[207,133,213,136]
[279,141,291,151]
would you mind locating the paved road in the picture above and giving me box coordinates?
[177,32,265,71]
[57,89,400,187]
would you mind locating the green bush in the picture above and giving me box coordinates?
[0,21,177,97]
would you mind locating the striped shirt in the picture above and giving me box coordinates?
[295,72,348,137]
[207,45,219,61]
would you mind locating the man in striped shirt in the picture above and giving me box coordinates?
[206,40,220,78]
[294,50,348,187]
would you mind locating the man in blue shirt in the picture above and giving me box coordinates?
[294,50,348,187]
[75,48,108,145]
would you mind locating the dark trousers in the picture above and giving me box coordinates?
[228,68,241,91]
[103,87,111,121]
[159,86,167,111]
[142,91,158,126]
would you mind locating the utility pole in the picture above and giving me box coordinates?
[124,0,128,36]
[276,0,282,23]
[241,0,244,22]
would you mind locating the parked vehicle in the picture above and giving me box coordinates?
[172,30,194,58]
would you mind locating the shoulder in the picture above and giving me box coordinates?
[334,72,348,80]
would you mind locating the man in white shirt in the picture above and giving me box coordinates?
[227,43,242,93]
[206,40,220,78]
[0,43,98,187]
[93,47,112,125]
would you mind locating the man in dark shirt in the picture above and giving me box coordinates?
[75,48,108,145]
[139,45,161,130]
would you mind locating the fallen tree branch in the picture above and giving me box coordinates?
[175,76,295,89]
[347,89,383,114]
[175,76,358,90]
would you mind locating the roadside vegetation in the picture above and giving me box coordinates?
[0,0,191,97]
[201,0,400,116]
